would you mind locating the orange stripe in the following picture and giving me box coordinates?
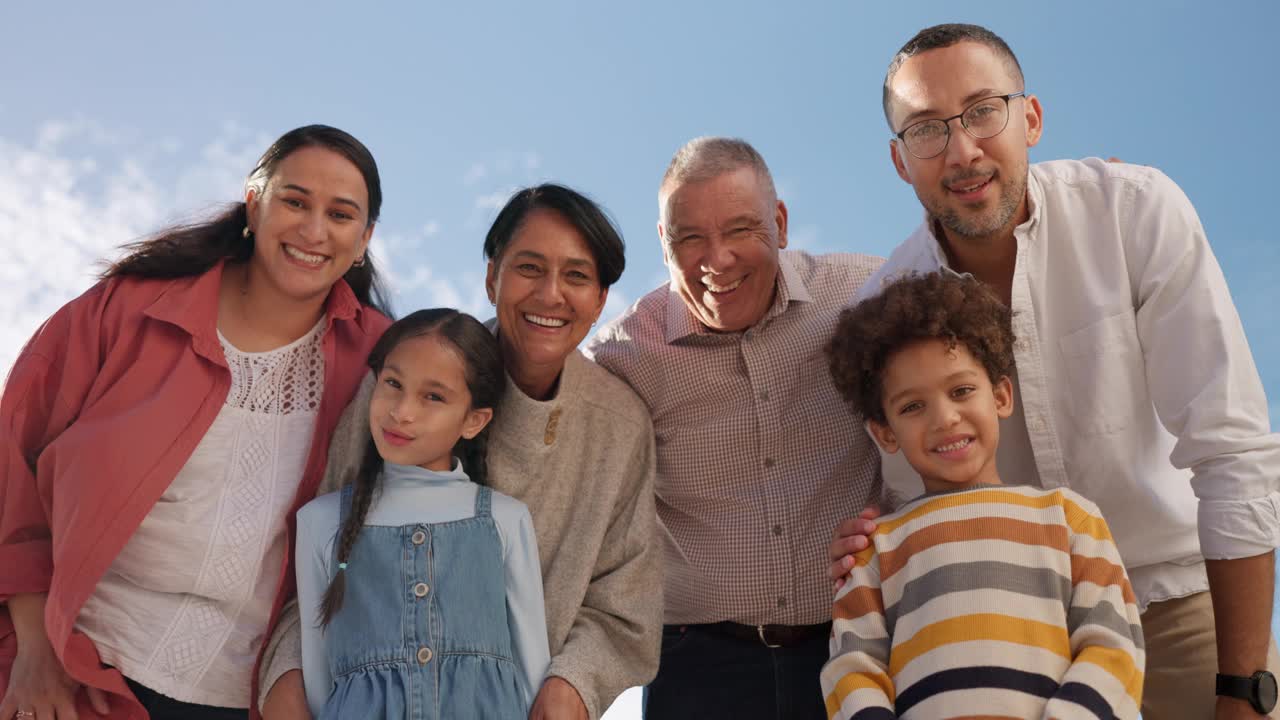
[834,584,885,621]
[878,488,1068,534]
[879,517,1068,580]
[888,614,1071,676]
[1076,644,1144,704]
[1071,555,1137,605]
[825,671,895,718]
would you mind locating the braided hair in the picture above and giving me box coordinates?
[318,308,505,626]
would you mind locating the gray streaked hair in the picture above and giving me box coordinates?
[658,136,777,214]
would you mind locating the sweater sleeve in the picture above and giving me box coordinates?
[821,546,897,720]
[1042,494,1145,720]
[256,372,373,706]
[544,419,662,719]
[0,284,110,599]
[498,498,552,711]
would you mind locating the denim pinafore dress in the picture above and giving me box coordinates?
[319,483,527,719]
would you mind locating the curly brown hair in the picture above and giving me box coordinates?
[827,272,1015,425]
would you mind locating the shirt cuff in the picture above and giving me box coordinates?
[1198,490,1280,559]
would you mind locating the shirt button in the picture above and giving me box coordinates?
[759,390,770,402]
[413,582,430,598]
[1031,417,1046,432]
[417,646,433,664]
[763,458,775,469]
[776,597,787,608]
[411,530,426,545]
[771,524,783,536]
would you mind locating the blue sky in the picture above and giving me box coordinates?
[2,2,1277,715]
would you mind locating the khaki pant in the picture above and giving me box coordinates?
[1141,591,1280,719]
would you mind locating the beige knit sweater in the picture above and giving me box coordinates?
[261,349,662,719]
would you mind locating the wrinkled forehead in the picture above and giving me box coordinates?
[887,42,1021,129]
[659,166,775,228]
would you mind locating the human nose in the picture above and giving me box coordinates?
[931,400,961,430]
[534,272,566,306]
[298,208,326,243]
[389,396,416,424]
[701,235,735,274]
[943,118,983,167]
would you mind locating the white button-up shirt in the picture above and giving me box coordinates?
[859,158,1280,611]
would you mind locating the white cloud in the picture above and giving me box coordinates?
[474,187,517,212]
[422,220,441,238]
[463,162,488,186]
[0,120,464,379]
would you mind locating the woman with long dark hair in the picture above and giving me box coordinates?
[0,125,393,720]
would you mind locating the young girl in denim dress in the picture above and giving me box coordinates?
[295,308,550,718]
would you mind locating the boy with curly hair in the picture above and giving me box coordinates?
[819,272,1144,720]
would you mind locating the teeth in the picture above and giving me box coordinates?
[284,245,326,266]
[934,438,972,453]
[524,313,567,328]
[704,277,745,293]
[952,178,989,193]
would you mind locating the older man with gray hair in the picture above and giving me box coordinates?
[586,137,883,719]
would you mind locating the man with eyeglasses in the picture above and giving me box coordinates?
[827,23,1280,720]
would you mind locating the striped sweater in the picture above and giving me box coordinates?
[821,485,1144,720]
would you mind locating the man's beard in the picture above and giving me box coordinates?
[927,166,1027,240]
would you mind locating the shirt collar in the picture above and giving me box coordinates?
[143,259,363,361]
[663,250,812,344]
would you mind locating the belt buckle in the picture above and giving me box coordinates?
[756,624,782,648]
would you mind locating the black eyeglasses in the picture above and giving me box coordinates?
[894,92,1026,159]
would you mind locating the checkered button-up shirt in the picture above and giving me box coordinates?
[586,250,883,625]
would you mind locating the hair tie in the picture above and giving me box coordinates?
[338,562,348,570]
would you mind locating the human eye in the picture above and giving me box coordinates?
[907,121,945,141]
[383,376,402,390]
[515,262,542,276]
[281,196,305,209]
[898,400,923,415]
[566,269,595,285]
[952,385,977,399]
[329,208,355,221]
[966,100,1003,126]
[425,392,445,403]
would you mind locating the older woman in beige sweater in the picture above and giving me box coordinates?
[260,184,662,720]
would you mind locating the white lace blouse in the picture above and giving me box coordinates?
[75,319,325,708]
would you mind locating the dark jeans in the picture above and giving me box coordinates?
[643,624,829,719]
[125,678,249,720]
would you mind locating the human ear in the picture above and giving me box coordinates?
[890,140,912,184]
[484,261,498,305]
[774,200,789,249]
[1023,94,1044,148]
[461,407,495,440]
[867,418,901,454]
[993,375,1014,419]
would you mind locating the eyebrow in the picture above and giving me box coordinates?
[383,363,459,392]
[510,249,596,269]
[281,183,364,213]
[883,368,982,406]
[898,88,1005,129]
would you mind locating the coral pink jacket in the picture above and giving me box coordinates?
[0,262,390,718]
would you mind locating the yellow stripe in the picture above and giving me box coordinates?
[878,488,1067,535]
[825,671,895,719]
[1061,497,1115,542]
[1076,645,1144,704]
[889,614,1072,676]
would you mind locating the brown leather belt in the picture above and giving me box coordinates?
[679,621,832,648]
